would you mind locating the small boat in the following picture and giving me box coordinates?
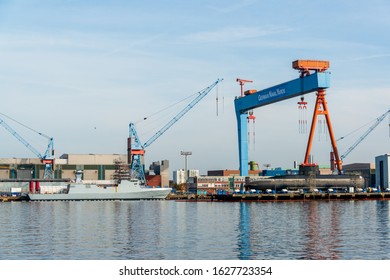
[28,177,171,201]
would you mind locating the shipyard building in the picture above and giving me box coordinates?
[0,154,170,188]
[375,154,390,189]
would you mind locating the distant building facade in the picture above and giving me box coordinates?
[207,170,260,176]
[146,160,169,188]
[375,154,390,190]
[188,169,200,178]
[0,154,169,188]
[191,175,247,194]
[173,169,186,185]
[343,163,375,189]
[173,169,199,185]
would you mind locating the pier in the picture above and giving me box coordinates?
[3,192,390,202]
[168,192,390,202]
[0,195,24,202]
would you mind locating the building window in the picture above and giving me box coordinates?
[380,160,384,189]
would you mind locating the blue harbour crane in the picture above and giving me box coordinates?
[339,108,390,162]
[128,79,223,183]
[0,114,55,179]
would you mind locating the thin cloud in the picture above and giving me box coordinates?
[348,54,390,61]
[207,0,258,14]
[0,32,101,51]
[181,26,294,43]
[99,34,164,58]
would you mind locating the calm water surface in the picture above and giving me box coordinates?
[1,200,389,260]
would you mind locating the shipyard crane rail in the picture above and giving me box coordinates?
[339,108,390,161]
[0,114,55,179]
[129,78,223,183]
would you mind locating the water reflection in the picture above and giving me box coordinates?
[302,202,341,259]
[1,200,390,260]
[375,201,390,259]
[237,202,251,259]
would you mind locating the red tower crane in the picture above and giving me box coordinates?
[236,78,257,148]
[236,78,253,97]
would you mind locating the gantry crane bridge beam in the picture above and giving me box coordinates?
[234,60,337,176]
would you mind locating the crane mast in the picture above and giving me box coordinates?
[0,116,55,179]
[129,122,146,183]
[128,78,223,183]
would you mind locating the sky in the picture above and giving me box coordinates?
[0,0,390,176]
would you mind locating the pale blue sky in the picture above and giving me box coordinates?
[1,0,390,174]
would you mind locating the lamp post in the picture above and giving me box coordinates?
[181,151,192,192]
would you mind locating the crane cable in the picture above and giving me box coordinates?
[133,92,200,125]
[0,112,51,139]
[337,117,381,141]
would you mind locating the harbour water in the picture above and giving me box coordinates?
[0,200,389,260]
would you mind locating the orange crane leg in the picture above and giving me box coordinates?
[303,89,342,173]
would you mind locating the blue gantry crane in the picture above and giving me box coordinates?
[234,60,342,176]
[128,79,223,183]
[0,114,55,179]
